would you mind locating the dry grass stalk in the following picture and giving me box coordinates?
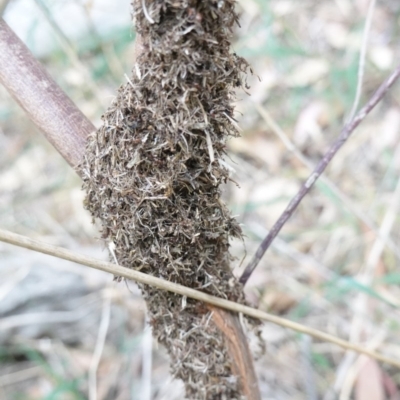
[1,228,400,371]
[80,1,259,398]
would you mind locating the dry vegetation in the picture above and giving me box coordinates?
[0,0,400,399]
[81,1,253,398]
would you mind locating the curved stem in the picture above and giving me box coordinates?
[240,63,400,286]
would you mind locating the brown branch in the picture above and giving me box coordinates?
[0,18,95,170]
[210,307,261,399]
[0,19,260,399]
[240,63,400,285]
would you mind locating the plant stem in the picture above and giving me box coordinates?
[0,18,94,170]
[240,63,400,285]
[1,228,399,369]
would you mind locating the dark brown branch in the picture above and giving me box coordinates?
[240,63,400,285]
[0,18,95,171]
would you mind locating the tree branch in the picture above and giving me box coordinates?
[240,63,400,285]
[0,18,95,170]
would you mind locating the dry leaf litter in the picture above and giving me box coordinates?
[80,1,252,398]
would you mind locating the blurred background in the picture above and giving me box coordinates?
[1,0,400,399]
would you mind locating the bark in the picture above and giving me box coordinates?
[0,19,94,171]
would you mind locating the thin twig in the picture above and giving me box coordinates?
[348,0,376,122]
[254,103,400,261]
[0,228,399,369]
[239,63,400,285]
